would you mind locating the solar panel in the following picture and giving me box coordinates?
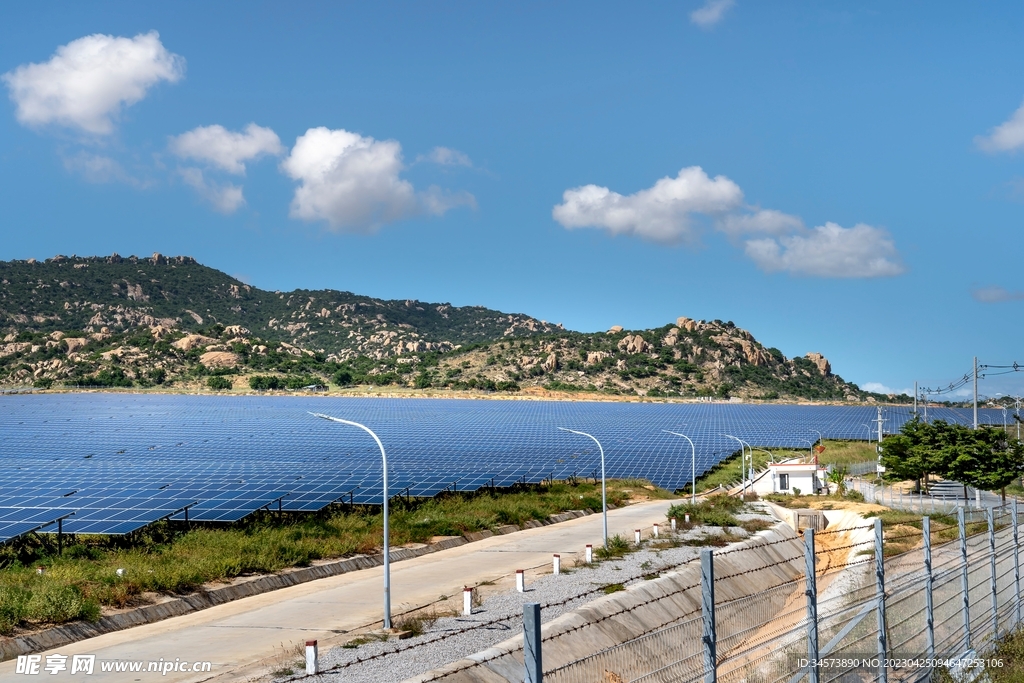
[0,507,75,543]
[0,393,1007,538]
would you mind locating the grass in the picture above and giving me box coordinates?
[667,495,745,527]
[602,583,625,594]
[594,534,632,560]
[0,478,674,634]
[859,509,993,556]
[681,531,744,547]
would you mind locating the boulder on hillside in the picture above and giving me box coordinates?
[172,334,218,352]
[607,325,623,333]
[805,352,831,376]
[200,351,240,369]
[64,338,88,354]
[617,334,650,355]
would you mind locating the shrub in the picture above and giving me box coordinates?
[28,584,99,624]
[207,376,232,391]
[249,375,283,391]
[0,585,30,635]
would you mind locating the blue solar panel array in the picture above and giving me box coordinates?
[0,394,1007,542]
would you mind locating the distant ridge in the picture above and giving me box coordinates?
[0,253,900,402]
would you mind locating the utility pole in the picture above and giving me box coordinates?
[876,406,883,443]
[974,356,979,430]
[913,381,918,416]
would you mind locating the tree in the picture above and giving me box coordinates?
[207,376,232,391]
[248,375,282,391]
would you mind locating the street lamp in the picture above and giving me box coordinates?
[663,430,697,505]
[752,447,774,464]
[723,434,751,497]
[558,427,607,548]
[1014,396,1022,441]
[861,423,872,442]
[311,412,392,629]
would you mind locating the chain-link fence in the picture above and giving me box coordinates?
[543,505,1023,683]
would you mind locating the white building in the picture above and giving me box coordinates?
[749,460,826,496]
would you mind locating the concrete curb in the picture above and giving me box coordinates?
[0,509,593,661]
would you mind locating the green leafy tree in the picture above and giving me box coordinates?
[207,376,232,391]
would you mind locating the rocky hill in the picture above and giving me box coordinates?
[0,253,561,359]
[0,254,896,402]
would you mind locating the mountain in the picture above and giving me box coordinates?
[0,253,895,402]
[0,253,561,358]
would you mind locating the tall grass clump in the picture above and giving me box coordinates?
[667,495,743,527]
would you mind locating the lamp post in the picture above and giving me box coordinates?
[861,423,872,442]
[800,438,813,461]
[558,427,607,548]
[723,434,750,497]
[312,412,392,629]
[1014,396,1022,441]
[663,430,697,505]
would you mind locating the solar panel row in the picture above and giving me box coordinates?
[0,394,1004,543]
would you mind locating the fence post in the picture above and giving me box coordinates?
[701,549,717,683]
[959,506,972,651]
[874,518,888,683]
[804,529,819,683]
[524,602,542,683]
[923,516,935,662]
[988,506,998,640]
[1014,503,1022,627]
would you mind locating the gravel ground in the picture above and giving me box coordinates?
[287,504,778,683]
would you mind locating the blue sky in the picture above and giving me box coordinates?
[2,1,1024,399]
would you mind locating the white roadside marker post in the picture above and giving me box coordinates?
[305,640,318,675]
[463,587,473,616]
[553,554,560,575]
[585,544,593,563]
[516,569,525,592]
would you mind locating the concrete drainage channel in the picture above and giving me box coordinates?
[0,510,594,662]
[286,505,782,683]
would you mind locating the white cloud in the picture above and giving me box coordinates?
[552,166,743,244]
[280,127,473,231]
[976,100,1024,153]
[62,152,139,186]
[2,31,184,135]
[180,168,245,214]
[744,222,905,278]
[691,0,735,29]
[421,146,472,167]
[971,285,1024,303]
[717,209,804,238]
[862,382,913,396]
[554,167,907,278]
[169,123,284,174]
[420,185,477,215]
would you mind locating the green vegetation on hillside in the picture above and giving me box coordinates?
[0,254,903,402]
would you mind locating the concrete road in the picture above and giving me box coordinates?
[1,499,676,682]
